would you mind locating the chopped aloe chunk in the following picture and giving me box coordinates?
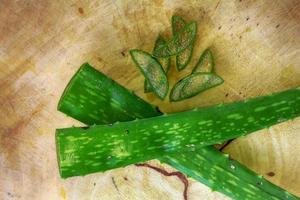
[130,50,169,100]
[170,72,223,102]
[172,15,194,71]
[193,48,215,73]
[145,36,171,93]
[153,21,197,58]
[57,63,160,125]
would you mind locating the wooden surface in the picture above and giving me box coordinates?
[0,0,300,199]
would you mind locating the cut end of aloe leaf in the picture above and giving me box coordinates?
[130,49,169,100]
[170,72,224,102]
[153,21,197,58]
[193,48,215,73]
[58,63,161,125]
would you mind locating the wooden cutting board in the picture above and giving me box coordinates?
[0,0,299,199]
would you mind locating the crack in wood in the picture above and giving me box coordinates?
[111,176,120,193]
[135,163,189,200]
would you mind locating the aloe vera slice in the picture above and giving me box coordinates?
[130,49,168,99]
[161,146,300,200]
[192,48,215,73]
[57,63,161,125]
[145,36,171,93]
[172,15,194,71]
[152,21,197,58]
[56,87,300,177]
[170,72,224,102]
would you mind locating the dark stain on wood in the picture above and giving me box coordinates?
[267,171,275,177]
[215,0,221,10]
[135,163,189,200]
[0,102,45,169]
[121,51,126,57]
[276,24,280,28]
[78,7,84,15]
[111,177,120,192]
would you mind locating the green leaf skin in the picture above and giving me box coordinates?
[192,48,215,73]
[153,21,197,58]
[172,15,194,71]
[161,146,300,200]
[169,72,224,102]
[57,63,161,125]
[57,69,299,199]
[56,87,300,178]
[145,36,171,93]
[57,66,299,198]
[130,49,169,99]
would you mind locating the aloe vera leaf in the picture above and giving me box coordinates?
[161,147,300,200]
[192,48,215,73]
[145,36,171,93]
[172,15,194,71]
[130,49,168,99]
[152,21,197,58]
[170,72,224,102]
[57,73,298,200]
[57,63,161,125]
[57,69,298,199]
[56,87,300,177]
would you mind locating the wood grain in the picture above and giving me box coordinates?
[0,0,299,199]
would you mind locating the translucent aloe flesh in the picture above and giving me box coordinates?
[170,72,224,102]
[152,21,197,58]
[130,50,169,99]
[144,36,171,93]
[161,146,300,200]
[56,86,300,178]
[172,15,194,71]
[57,63,161,125]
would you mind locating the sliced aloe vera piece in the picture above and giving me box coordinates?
[172,15,186,34]
[130,49,168,99]
[170,72,223,102]
[152,21,197,58]
[145,36,171,93]
[56,87,300,177]
[161,147,300,200]
[172,15,194,71]
[57,63,161,125]
[192,48,215,73]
